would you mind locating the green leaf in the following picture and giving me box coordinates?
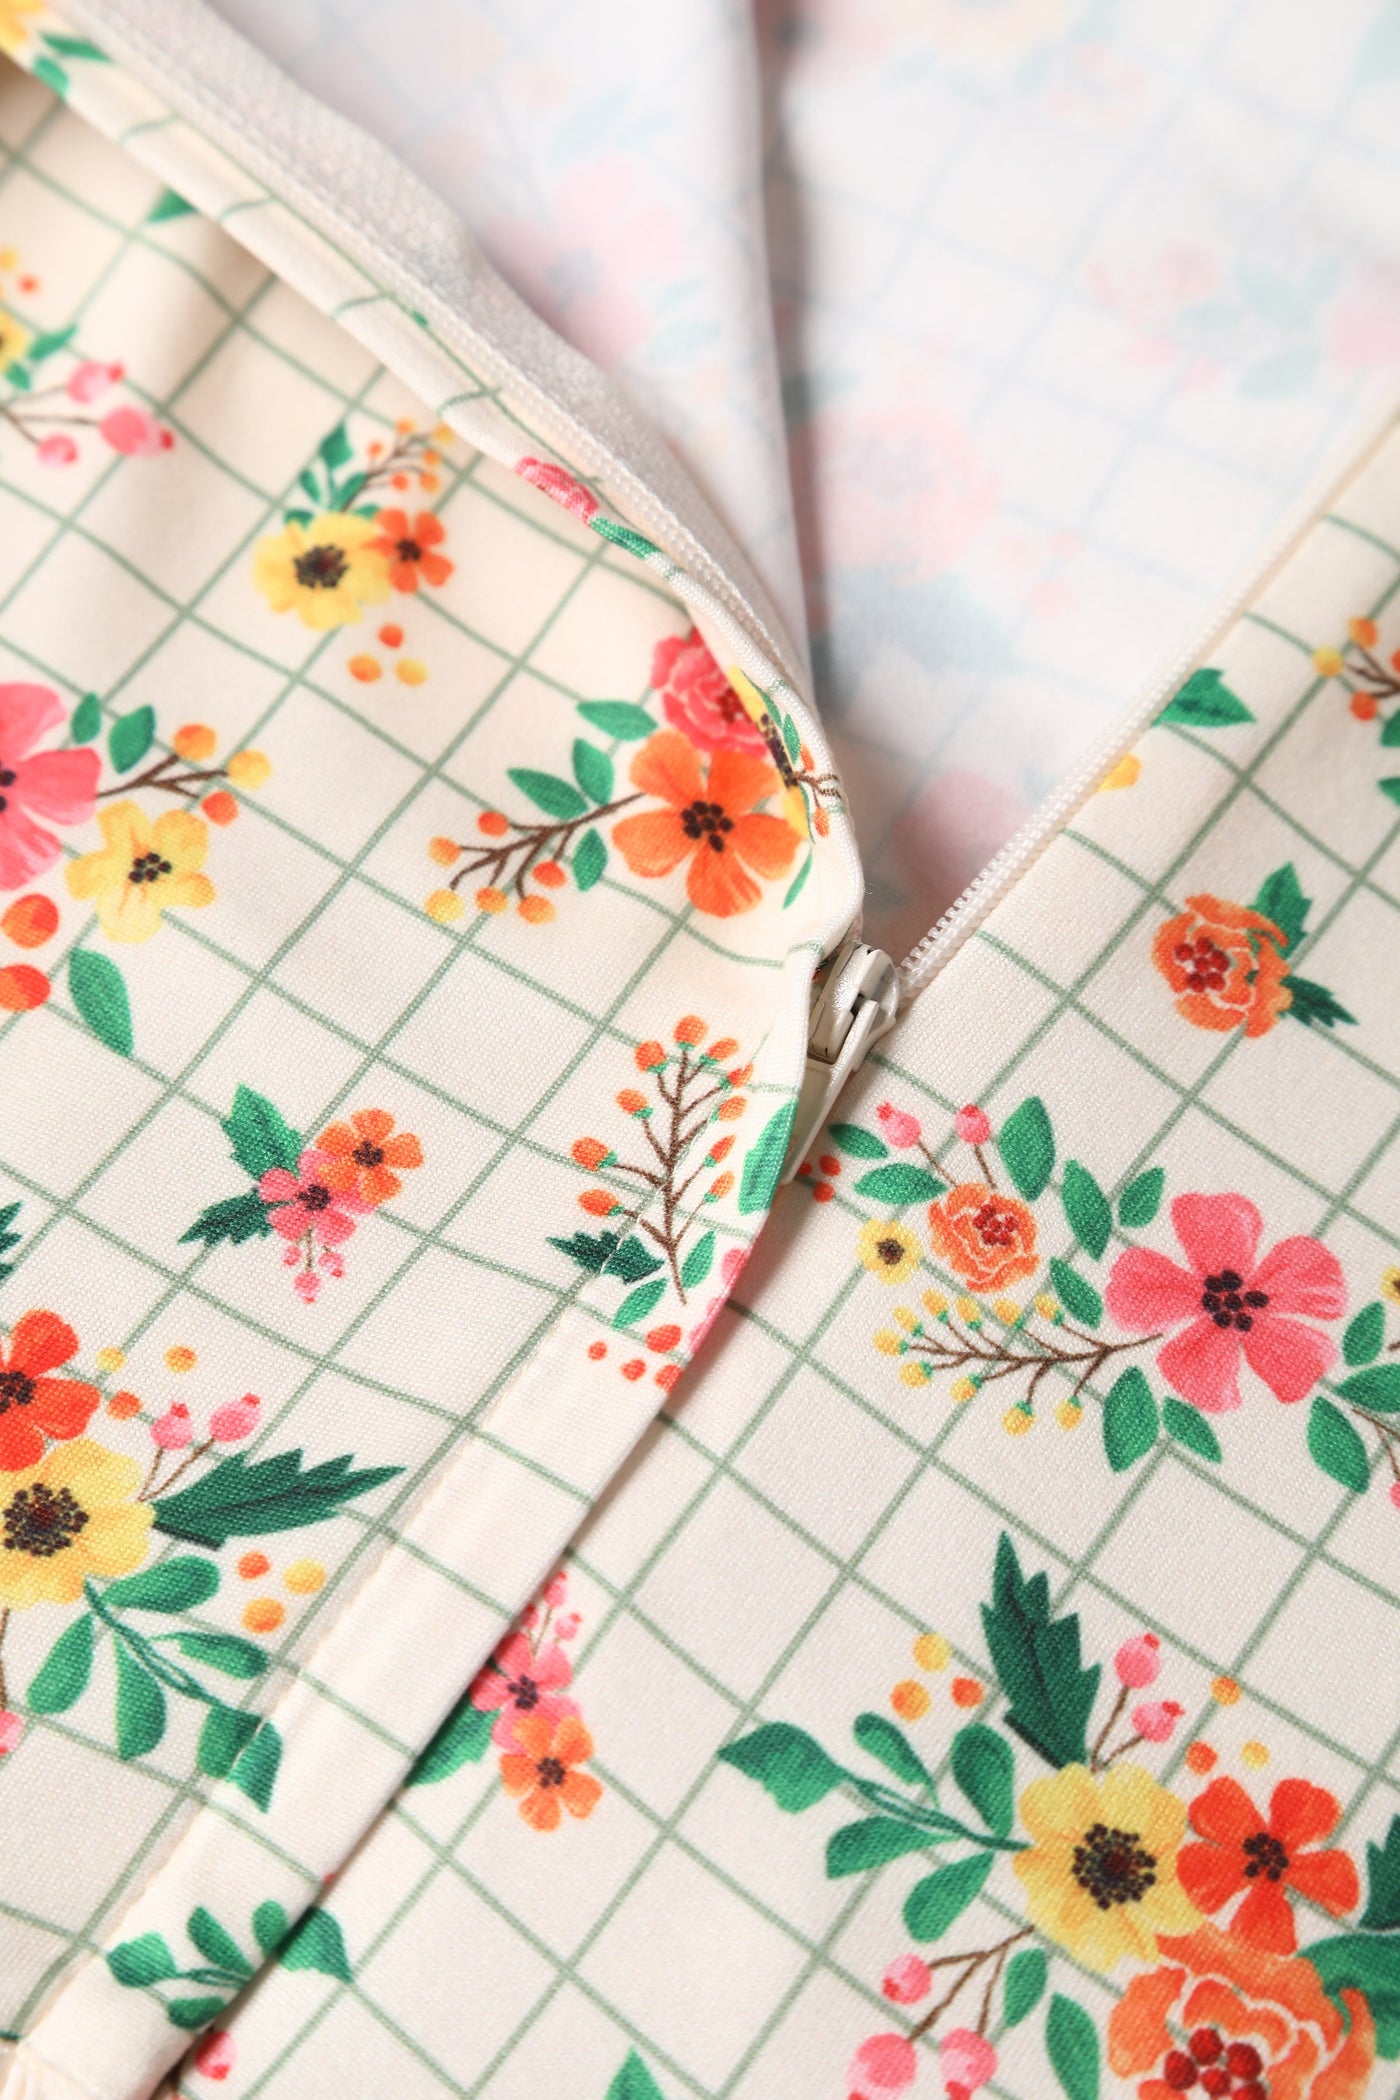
[1046,1993,1100,2100]
[828,1123,888,1160]
[1285,976,1355,1030]
[572,740,614,806]
[1158,667,1254,729]
[606,2053,667,2100]
[187,1908,252,1980]
[1000,1097,1054,1200]
[738,1101,796,1215]
[950,1723,1014,1836]
[253,1901,290,1956]
[591,516,658,561]
[114,1642,166,1759]
[1306,1933,1400,2056]
[178,1191,272,1249]
[40,33,109,58]
[318,422,351,469]
[1162,1396,1222,1463]
[30,57,68,97]
[1003,1947,1048,2026]
[1308,1395,1370,1491]
[853,1710,934,1789]
[167,1996,227,2030]
[69,692,101,743]
[1118,1167,1164,1228]
[780,711,802,762]
[507,767,587,820]
[1362,1818,1400,1932]
[107,706,155,773]
[108,1933,180,1989]
[981,1532,1100,1768]
[298,468,322,506]
[1344,1303,1387,1368]
[1103,1367,1159,1471]
[230,1719,282,1811]
[69,950,133,1058]
[154,1449,401,1548]
[825,1817,946,1878]
[147,187,193,221]
[547,1230,661,1283]
[577,701,655,741]
[902,1853,994,1942]
[1061,1160,1112,1259]
[105,1556,220,1613]
[783,852,812,909]
[25,325,76,364]
[573,828,607,891]
[170,1632,268,1679]
[27,1614,94,1714]
[197,1704,259,1779]
[406,1695,494,1785]
[614,1279,666,1329]
[852,1163,945,1205]
[280,1909,351,1982]
[680,1231,715,1291]
[1335,1365,1400,1412]
[1252,863,1309,952]
[1048,1258,1102,1329]
[718,1722,844,1812]
[222,1084,301,1181]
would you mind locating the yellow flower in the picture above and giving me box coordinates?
[253,512,390,630]
[0,1439,153,1608]
[857,1217,921,1286]
[0,0,41,58]
[1013,1763,1200,1973]
[67,801,214,943]
[0,306,31,365]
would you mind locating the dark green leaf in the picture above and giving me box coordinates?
[591,517,657,561]
[178,1191,272,1249]
[1306,1933,1400,2056]
[1344,1303,1387,1368]
[1383,712,1400,749]
[253,1901,290,1956]
[108,1933,180,1989]
[828,1123,888,1160]
[29,57,68,96]
[170,1632,268,1679]
[780,711,802,761]
[606,2054,667,2100]
[335,471,368,509]
[108,706,155,773]
[1003,1947,1048,2026]
[507,767,587,820]
[902,1854,994,1942]
[280,1909,351,1982]
[106,1556,220,1613]
[197,1704,259,1778]
[547,1229,662,1282]
[1335,1365,1400,1412]
[25,325,76,363]
[114,1642,166,1759]
[147,187,193,221]
[999,1097,1054,1200]
[27,1613,94,1713]
[69,692,101,743]
[738,1101,796,1215]
[167,1996,227,2030]
[718,1722,844,1812]
[853,1711,934,1789]
[981,1532,1099,1769]
[1158,668,1254,728]
[1308,1396,1370,1491]
[614,1279,666,1329]
[577,701,655,741]
[1103,1366,1159,1471]
[680,1231,715,1291]
[230,1720,282,1811]
[1362,1818,1400,1932]
[1285,976,1355,1030]
[154,1449,401,1548]
[298,468,322,505]
[40,33,109,58]
[69,950,133,1058]
[187,1908,252,1979]
[573,829,607,891]
[950,1723,1014,1836]
[1046,1993,1100,2100]
[852,1163,944,1205]
[1252,863,1309,952]
[825,1817,945,1878]
[1061,1160,1112,1259]
[1162,1396,1222,1463]
[572,740,614,806]
[222,1084,301,1181]
[407,1695,495,1785]
[318,422,352,468]
[1048,1258,1102,1329]
[1119,1167,1164,1228]
[783,852,812,909]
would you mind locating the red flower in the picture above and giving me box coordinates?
[368,508,452,592]
[1105,1193,1344,1413]
[0,1311,100,1472]
[613,731,798,917]
[0,684,100,891]
[1178,1777,1360,1952]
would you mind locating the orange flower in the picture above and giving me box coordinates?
[928,1183,1038,1293]
[1153,895,1292,1039]
[368,508,453,593]
[613,731,798,917]
[316,1108,423,1207]
[1177,1776,1359,1953]
[498,1711,602,1832]
[1108,1925,1374,2100]
[0,1311,100,1471]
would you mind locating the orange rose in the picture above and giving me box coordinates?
[1108,1926,1374,2100]
[1153,894,1292,1039]
[927,1182,1037,1293]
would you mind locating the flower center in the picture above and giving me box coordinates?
[0,1368,36,1415]
[1071,1821,1157,1909]
[875,1236,906,1268]
[1175,935,1231,994]
[972,1199,1020,1249]
[536,1755,567,1788]
[3,1481,89,1558]
[1160,2028,1266,2097]
[680,798,735,852]
[0,761,15,814]
[352,1141,386,1168]
[1241,1829,1289,1881]
[127,850,173,886]
[1200,1270,1268,1332]
[294,543,348,589]
[510,1673,541,1712]
[301,1182,333,1213]
[396,537,422,563]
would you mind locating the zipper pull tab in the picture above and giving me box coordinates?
[781,937,899,1183]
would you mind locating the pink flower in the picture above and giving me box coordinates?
[209,1393,260,1442]
[66,360,122,403]
[151,1403,193,1450]
[469,1631,574,1746]
[514,456,599,523]
[0,683,100,890]
[1132,1698,1184,1744]
[259,1149,368,1247]
[876,1102,923,1149]
[99,404,172,456]
[881,1953,931,2004]
[193,2029,236,2081]
[36,433,77,466]
[1114,1632,1161,1688]
[848,2033,918,2098]
[651,628,769,756]
[0,1710,24,1754]
[543,1571,568,1610]
[1105,1193,1345,1413]
[939,2028,997,2099]
[954,1104,991,1146]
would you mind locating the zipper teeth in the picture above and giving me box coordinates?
[894,390,1400,1005]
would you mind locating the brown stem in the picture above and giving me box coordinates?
[1089,1685,1129,1772]
[448,793,642,899]
[907,1929,1032,2043]
[96,753,227,801]
[138,1436,213,1505]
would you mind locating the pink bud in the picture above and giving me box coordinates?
[0,1710,24,1754]
[954,1104,992,1146]
[67,359,122,403]
[520,1604,539,1630]
[881,1953,931,2004]
[544,1571,568,1609]
[1390,1480,1400,1511]
[939,2028,997,2098]
[554,1611,581,1641]
[1114,1632,1161,1688]
[193,2028,236,2081]
[99,404,173,456]
[36,432,78,466]
[1132,1699,1184,1744]
[318,1245,345,1277]
[209,1393,260,1443]
[152,1402,193,1450]
[847,2034,918,2098]
[293,1269,321,1304]
[876,1102,922,1149]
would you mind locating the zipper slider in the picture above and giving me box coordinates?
[781,936,899,1182]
